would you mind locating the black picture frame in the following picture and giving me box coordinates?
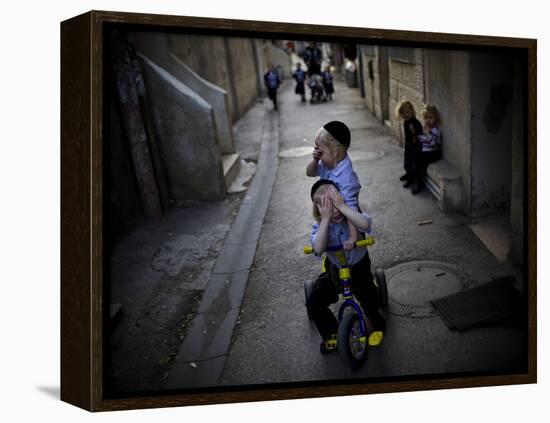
[61,10,537,411]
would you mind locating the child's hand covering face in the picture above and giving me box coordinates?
[326,185,345,209]
[317,195,334,220]
[313,146,322,161]
[314,137,336,168]
[317,193,344,223]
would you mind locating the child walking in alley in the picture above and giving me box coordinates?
[306,121,361,251]
[293,62,307,102]
[264,63,281,111]
[306,180,385,353]
[412,104,443,194]
[395,100,423,190]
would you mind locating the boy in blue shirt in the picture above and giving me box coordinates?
[307,180,385,353]
[306,121,361,251]
[264,63,281,111]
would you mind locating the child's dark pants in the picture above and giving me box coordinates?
[306,252,385,341]
[415,149,441,187]
[267,87,278,109]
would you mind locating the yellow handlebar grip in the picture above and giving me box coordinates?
[303,246,314,254]
[356,237,375,247]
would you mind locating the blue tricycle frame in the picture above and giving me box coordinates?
[304,238,388,368]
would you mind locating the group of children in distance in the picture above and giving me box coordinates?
[293,62,335,104]
[263,60,335,112]
[305,105,442,354]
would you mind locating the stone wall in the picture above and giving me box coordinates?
[106,82,144,245]
[225,37,261,120]
[260,41,293,79]
[360,46,425,145]
[360,46,380,119]
[424,49,471,212]
[357,44,525,266]
[470,51,515,217]
[139,56,226,203]
[387,48,425,144]
[168,34,260,123]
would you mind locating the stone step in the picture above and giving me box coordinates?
[222,153,241,189]
[468,215,511,262]
[425,159,463,212]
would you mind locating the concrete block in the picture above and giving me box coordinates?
[139,55,226,202]
[426,160,463,213]
[168,54,236,155]
[222,153,241,188]
[130,32,236,155]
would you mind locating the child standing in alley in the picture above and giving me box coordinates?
[412,104,443,194]
[395,100,423,190]
[293,62,307,103]
[322,66,334,101]
[306,121,361,251]
[306,180,385,353]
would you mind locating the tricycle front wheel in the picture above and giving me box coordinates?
[338,312,368,369]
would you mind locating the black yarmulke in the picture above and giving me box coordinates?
[323,121,350,147]
[310,179,337,199]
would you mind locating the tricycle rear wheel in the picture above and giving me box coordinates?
[374,268,389,308]
[304,280,314,320]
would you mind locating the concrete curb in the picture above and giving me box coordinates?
[164,109,279,390]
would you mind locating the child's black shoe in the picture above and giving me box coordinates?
[399,173,409,181]
[403,180,415,188]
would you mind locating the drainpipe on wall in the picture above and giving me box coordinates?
[358,45,366,98]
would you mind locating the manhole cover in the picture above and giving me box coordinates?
[385,260,465,317]
[278,147,312,158]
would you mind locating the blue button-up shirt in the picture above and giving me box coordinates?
[317,154,361,210]
[310,213,372,268]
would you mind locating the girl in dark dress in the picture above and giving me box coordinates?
[395,100,423,188]
[322,66,334,101]
[293,62,307,102]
